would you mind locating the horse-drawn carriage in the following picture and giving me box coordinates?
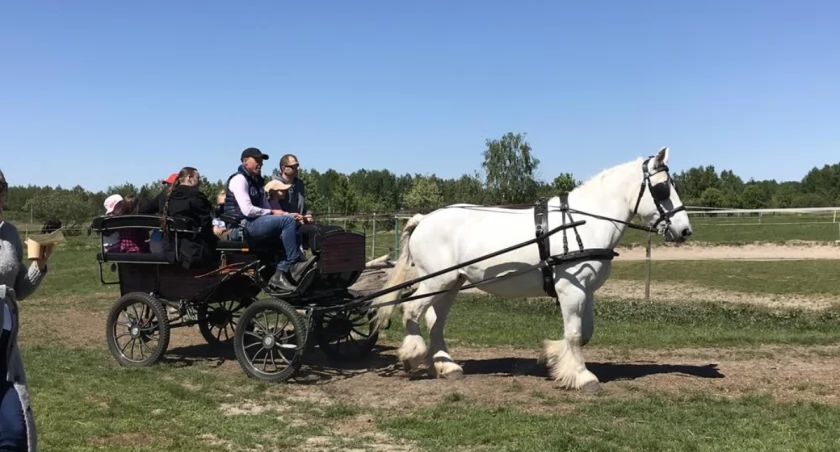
[89,213,380,382]
[88,148,693,390]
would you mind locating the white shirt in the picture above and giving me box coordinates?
[228,174,272,217]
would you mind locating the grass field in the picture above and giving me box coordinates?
[621,213,840,245]
[12,230,840,450]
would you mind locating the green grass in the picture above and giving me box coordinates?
[26,346,334,451]
[21,291,840,450]
[379,391,840,451]
[610,259,840,294]
[15,220,840,450]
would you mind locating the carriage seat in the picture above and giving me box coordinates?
[89,214,196,234]
[89,214,200,264]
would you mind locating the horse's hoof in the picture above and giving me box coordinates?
[443,369,465,380]
[401,360,413,373]
[580,381,601,393]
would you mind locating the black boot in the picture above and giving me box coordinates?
[268,271,297,294]
[290,257,315,280]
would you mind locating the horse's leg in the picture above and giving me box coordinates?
[426,283,464,379]
[581,291,595,346]
[397,277,455,373]
[540,287,600,391]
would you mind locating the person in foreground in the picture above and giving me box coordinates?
[223,148,307,293]
[0,169,49,451]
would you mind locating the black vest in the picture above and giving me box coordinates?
[223,165,266,223]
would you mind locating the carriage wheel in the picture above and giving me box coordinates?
[314,292,379,362]
[106,292,170,367]
[233,299,306,382]
[197,298,253,348]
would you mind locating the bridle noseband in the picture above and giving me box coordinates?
[632,157,686,233]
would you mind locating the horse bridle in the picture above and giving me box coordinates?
[632,156,685,233]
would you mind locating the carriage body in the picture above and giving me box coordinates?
[89,213,377,379]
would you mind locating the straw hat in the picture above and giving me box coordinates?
[265,180,291,192]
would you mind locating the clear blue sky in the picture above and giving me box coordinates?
[2,1,838,192]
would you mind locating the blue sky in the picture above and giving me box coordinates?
[2,1,838,191]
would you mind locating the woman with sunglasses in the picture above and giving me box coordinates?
[0,169,49,451]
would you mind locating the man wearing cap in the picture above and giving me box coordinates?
[223,147,306,293]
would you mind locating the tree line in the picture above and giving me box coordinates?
[4,132,840,230]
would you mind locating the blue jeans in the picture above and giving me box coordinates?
[0,382,26,451]
[244,215,301,272]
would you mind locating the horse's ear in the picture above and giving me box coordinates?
[654,146,669,166]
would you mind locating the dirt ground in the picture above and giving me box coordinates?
[29,302,840,410]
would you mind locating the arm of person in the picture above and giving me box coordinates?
[11,228,48,301]
[191,196,216,234]
[299,182,310,216]
[229,174,272,217]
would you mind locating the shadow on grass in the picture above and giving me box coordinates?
[459,357,724,382]
[162,341,400,384]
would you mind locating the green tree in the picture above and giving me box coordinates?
[296,169,326,214]
[699,187,725,208]
[402,176,444,212]
[481,132,540,204]
[673,165,720,201]
[23,190,98,233]
[551,173,579,194]
[741,183,773,209]
[331,175,358,215]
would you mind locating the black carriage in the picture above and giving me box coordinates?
[89,213,380,382]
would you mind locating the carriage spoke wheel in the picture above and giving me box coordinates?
[314,300,378,362]
[106,292,170,367]
[233,299,306,382]
[198,298,252,348]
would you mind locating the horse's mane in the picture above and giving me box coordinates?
[571,157,643,197]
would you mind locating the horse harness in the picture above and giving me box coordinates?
[633,156,685,231]
[532,156,682,302]
[533,195,618,300]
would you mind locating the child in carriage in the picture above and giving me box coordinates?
[110,195,150,253]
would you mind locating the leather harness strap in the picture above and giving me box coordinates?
[533,197,557,299]
[533,194,620,303]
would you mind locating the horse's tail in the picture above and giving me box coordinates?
[371,213,424,331]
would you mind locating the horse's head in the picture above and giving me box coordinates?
[631,146,692,243]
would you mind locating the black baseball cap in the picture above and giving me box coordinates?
[241,147,269,160]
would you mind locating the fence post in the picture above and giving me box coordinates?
[394,216,400,259]
[371,213,376,259]
[645,229,652,301]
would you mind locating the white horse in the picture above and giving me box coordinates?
[371,146,692,391]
